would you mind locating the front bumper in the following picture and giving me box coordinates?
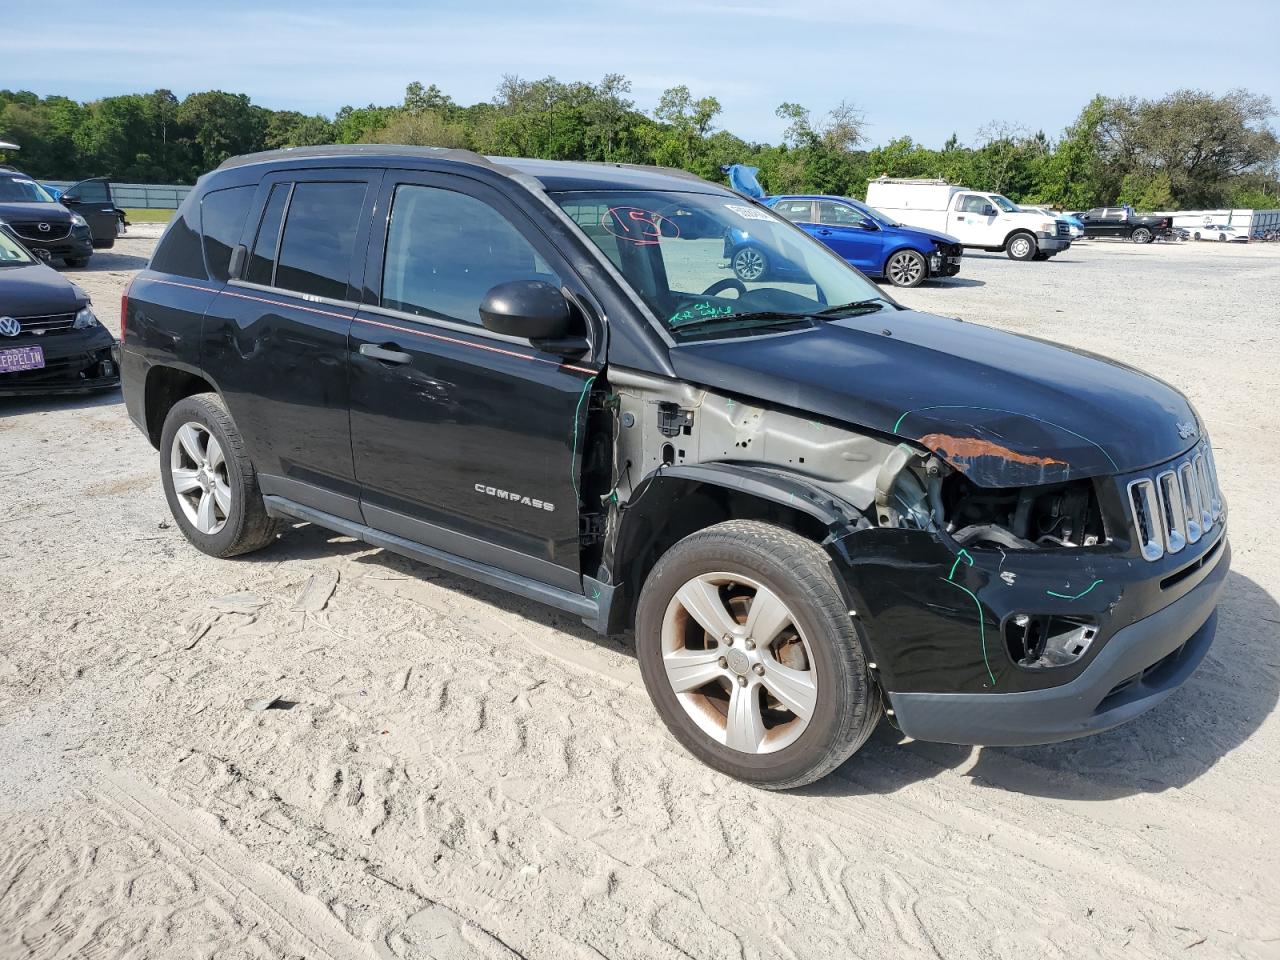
[927,249,962,277]
[21,227,94,262]
[1035,234,1071,255]
[888,538,1228,745]
[0,330,120,396]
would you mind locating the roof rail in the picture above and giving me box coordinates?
[868,176,952,185]
[215,143,500,172]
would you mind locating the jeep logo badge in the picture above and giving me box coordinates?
[0,317,20,337]
[37,222,51,233]
[1176,421,1196,440]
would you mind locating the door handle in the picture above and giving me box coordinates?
[359,342,412,364]
[817,228,833,236]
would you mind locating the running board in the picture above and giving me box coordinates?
[263,495,607,626]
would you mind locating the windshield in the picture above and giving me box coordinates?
[849,197,901,227]
[0,175,56,203]
[991,195,1019,213]
[554,190,886,341]
[0,227,35,265]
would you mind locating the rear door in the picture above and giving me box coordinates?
[349,170,599,591]
[814,200,883,271]
[61,178,119,245]
[202,168,380,520]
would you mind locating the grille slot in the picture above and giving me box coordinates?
[1128,478,1164,561]
[1128,441,1223,562]
[1177,462,1203,544]
[1157,471,1186,554]
[15,313,76,333]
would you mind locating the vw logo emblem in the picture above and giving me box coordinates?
[0,317,21,337]
[37,222,51,233]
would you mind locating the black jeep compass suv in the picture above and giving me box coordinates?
[121,145,1228,788]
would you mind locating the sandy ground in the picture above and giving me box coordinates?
[2,233,1280,960]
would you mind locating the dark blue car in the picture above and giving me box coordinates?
[733,195,963,287]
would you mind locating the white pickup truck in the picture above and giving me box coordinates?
[865,178,1072,261]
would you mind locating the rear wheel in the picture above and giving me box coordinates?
[160,392,279,558]
[635,520,881,789]
[731,246,767,282]
[1219,233,1227,242]
[884,249,927,287]
[1006,232,1037,261]
[62,257,89,268]
[1131,227,1153,244]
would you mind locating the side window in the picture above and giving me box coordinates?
[958,195,990,214]
[275,181,368,300]
[200,185,255,283]
[245,183,290,287]
[73,180,111,203]
[149,205,207,280]
[381,184,559,327]
[818,201,868,226]
[773,200,814,223]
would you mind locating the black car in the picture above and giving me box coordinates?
[1076,206,1172,243]
[58,177,127,248]
[0,223,119,395]
[0,169,94,266]
[121,146,1228,789]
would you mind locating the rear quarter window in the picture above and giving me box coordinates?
[149,204,207,280]
[200,185,255,282]
[274,181,368,301]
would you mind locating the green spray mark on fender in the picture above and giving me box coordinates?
[940,547,996,687]
[1046,578,1103,600]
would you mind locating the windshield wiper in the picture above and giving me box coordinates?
[812,297,894,318]
[669,310,813,334]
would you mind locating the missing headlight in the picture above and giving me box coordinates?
[1004,613,1098,669]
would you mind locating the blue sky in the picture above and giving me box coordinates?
[5,0,1279,147]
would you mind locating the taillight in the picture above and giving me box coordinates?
[120,283,130,340]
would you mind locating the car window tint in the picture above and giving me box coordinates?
[275,181,367,300]
[959,195,989,214]
[74,180,111,203]
[818,201,867,226]
[246,183,290,286]
[201,185,255,282]
[382,184,559,326]
[773,200,814,223]
[149,205,207,280]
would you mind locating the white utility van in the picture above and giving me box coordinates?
[865,178,1072,261]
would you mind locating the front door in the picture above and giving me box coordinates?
[950,193,999,246]
[349,171,599,592]
[814,200,883,272]
[61,178,119,245]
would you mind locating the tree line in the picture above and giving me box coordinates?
[2,79,1277,209]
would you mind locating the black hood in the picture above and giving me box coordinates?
[0,201,72,223]
[670,310,1199,487]
[0,261,85,315]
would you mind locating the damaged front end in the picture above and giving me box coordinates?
[601,368,1229,744]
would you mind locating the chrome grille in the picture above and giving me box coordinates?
[1056,221,1071,238]
[15,313,76,333]
[9,221,72,242]
[1128,440,1223,562]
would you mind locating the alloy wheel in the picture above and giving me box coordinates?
[170,422,231,535]
[733,248,765,282]
[887,252,924,286]
[1010,237,1032,258]
[660,572,818,754]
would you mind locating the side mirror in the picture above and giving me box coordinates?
[859,220,879,231]
[981,204,997,217]
[61,195,79,204]
[479,280,572,341]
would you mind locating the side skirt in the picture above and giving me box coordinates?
[263,496,613,630]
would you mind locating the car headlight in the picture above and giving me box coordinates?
[70,213,88,228]
[1039,221,1055,233]
[73,306,101,330]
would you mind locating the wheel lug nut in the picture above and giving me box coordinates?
[744,639,755,651]
[736,675,747,687]
[722,635,733,646]
[753,664,765,676]
[718,657,728,669]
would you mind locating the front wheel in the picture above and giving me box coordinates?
[1006,232,1037,261]
[884,249,927,287]
[1131,227,1153,244]
[635,520,881,789]
[160,392,279,558]
[62,257,89,268]
[731,245,768,282]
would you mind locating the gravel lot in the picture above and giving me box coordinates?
[3,234,1279,959]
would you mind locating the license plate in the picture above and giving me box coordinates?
[948,256,962,264]
[0,345,44,373]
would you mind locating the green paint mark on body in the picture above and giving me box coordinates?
[942,547,993,687]
[1046,578,1103,601]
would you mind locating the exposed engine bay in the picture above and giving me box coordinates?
[604,367,1108,551]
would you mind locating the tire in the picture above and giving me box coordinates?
[62,257,89,268]
[1193,231,1202,241]
[1131,227,1153,244]
[93,238,115,249]
[884,249,927,287]
[1219,233,1227,242]
[635,520,881,789]
[731,245,768,282]
[159,392,279,558]
[1005,232,1037,261]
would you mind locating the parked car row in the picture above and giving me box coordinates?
[0,165,127,267]
[107,145,1228,789]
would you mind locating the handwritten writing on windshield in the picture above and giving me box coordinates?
[602,207,681,245]
[669,300,734,329]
